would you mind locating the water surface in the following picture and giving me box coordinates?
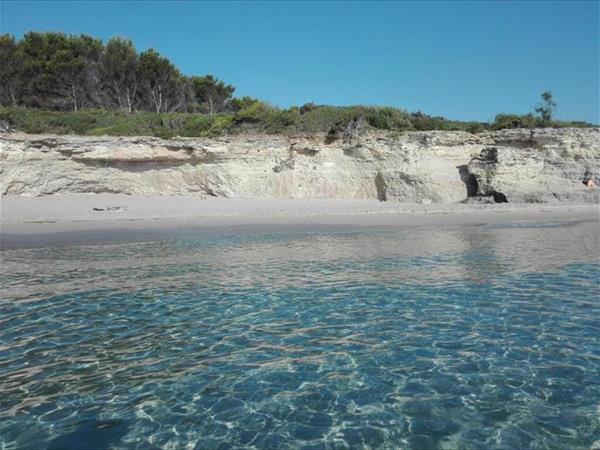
[1,220,599,449]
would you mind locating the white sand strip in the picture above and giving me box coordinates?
[1,195,598,236]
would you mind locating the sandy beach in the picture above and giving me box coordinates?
[1,194,598,247]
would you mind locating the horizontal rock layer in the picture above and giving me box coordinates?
[1,128,598,203]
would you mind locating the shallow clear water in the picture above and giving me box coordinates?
[1,220,599,450]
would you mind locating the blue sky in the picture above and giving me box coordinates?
[1,1,598,122]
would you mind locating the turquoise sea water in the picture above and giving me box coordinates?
[1,220,599,450]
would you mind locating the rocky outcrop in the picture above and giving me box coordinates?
[466,129,600,203]
[1,128,598,203]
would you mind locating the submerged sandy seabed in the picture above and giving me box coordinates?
[1,193,598,235]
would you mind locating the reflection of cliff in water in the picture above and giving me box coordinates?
[2,219,598,299]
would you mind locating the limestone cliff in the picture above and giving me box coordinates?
[1,128,598,203]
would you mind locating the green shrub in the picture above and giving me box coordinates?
[297,106,353,133]
[491,113,598,130]
[367,107,412,130]
[0,108,107,134]
[181,114,216,135]
[180,114,233,137]
[492,114,541,130]
[227,96,263,112]
[410,112,469,131]
[0,106,595,138]
[466,122,488,133]
[233,101,275,124]
[151,127,176,139]
[551,120,595,129]
[299,102,317,114]
[262,109,301,134]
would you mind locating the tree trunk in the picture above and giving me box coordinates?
[9,85,17,107]
[71,84,79,112]
[113,81,123,110]
[150,87,161,113]
[126,88,132,113]
[125,85,137,113]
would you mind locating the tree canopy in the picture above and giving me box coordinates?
[190,75,235,114]
[0,31,234,113]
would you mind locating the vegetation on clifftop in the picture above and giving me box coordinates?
[0,32,595,138]
[0,106,595,140]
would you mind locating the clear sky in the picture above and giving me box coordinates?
[1,0,598,122]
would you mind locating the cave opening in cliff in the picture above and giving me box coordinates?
[492,191,508,203]
[458,165,478,198]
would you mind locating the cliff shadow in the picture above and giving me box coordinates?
[375,172,387,201]
[73,159,207,172]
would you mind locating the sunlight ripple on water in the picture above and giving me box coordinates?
[1,221,599,449]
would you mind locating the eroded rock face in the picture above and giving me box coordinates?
[1,128,598,203]
[467,128,600,203]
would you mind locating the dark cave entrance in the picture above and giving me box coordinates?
[458,165,508,203]
[458,165,479,198]
[491,191,508,203]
